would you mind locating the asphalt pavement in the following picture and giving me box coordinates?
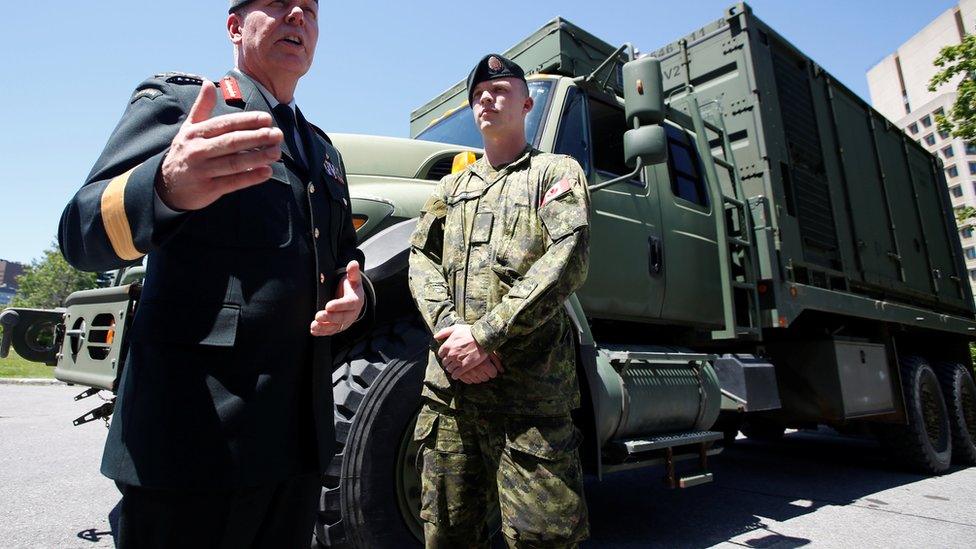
[2,383,975,548]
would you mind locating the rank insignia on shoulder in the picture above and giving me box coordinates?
[130,88,162,103]
[541,178,573,207]
[156,71,205,85]
[221,76,244,104]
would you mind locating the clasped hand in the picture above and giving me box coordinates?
[434,324,504,384]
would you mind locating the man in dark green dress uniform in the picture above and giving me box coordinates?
[58,1,365,546]
[409,54,591,548]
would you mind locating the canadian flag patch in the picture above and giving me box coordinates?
[540,178,573,207]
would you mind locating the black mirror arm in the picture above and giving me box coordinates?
[588,158,643,193]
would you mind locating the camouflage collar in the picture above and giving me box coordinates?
[470,144,535,181]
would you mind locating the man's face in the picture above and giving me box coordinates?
[230,1,319,85]
[471,77,533,137]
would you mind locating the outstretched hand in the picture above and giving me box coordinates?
[310,261,365,336]
[157,81,284,211]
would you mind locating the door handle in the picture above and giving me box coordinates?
[648,236,663,276]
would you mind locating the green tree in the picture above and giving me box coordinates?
[930,33,976,141]
[9,242,98,309]
[956,205,976,224]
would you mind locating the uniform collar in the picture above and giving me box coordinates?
[470,144,535,180]
[231,68,299,115]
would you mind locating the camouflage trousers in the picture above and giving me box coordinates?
[414,401,589,549]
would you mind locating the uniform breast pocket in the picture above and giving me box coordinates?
[234,179,294,249]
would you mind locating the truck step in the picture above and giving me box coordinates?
[611,430,722,456]
[677,472,714,488]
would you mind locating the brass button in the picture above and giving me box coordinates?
[308,183,316,194]
[320,273,325,283]
[314,228,320,239]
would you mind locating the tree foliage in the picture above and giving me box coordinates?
[956,205,976,224]
[929,33,976,141]
[9,242,98,309]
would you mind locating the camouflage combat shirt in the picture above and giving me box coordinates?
[408,146,590,415]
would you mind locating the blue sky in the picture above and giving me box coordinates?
[0,0,960,264]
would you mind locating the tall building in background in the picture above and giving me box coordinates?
[867,0,976,297]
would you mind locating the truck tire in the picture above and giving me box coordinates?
[739,417,785,442]
[879,356,952,474]
[934,361,976,465]
[315,317,429,548]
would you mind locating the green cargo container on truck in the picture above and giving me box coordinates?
[3,3,975,548]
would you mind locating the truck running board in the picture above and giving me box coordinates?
[614,430,722,454]
[604,430,723,488]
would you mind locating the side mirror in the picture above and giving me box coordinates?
[625,125,668,167]
[623,57,664,126]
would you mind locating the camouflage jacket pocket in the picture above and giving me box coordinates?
[423,282,450,302]
[413,406,439,443]
[505,415,580,462]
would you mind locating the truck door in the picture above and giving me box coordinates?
[554,88,666,320]
[653,125,724,328]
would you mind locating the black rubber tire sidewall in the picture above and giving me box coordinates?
[880,356,952,474]
[935,362,976,465]
[316,318,429,548]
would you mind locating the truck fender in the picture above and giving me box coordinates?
[359,218,417,284]
[564,295,623,479]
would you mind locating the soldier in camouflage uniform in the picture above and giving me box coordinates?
[409,53,590,548]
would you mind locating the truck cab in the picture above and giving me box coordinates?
[414,74,726,329]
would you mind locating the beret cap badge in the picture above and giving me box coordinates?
[488,56,503,72]
[466,53,528,105]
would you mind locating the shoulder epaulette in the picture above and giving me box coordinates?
[154,72,206,86]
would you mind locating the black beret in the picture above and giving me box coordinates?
[229,0,317,13]
[466,54,527,106]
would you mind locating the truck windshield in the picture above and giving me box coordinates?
[415,80,554,149]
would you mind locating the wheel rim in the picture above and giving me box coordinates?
[920,375,948,450]
[395,409,425,542]
[394,408,502,543]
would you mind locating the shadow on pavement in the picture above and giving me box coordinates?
[583,429,952,547]
[77,528,113,543]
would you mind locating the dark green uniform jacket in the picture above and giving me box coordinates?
[59,71,363,489]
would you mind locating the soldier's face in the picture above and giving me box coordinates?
[230,0,319,85]
[472,78,533,137]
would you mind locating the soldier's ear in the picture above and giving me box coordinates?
[523,95,534,115]
[228,14,244,44]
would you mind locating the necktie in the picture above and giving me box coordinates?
[273,104,306,170]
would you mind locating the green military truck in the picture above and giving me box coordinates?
[3,3,976,547]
